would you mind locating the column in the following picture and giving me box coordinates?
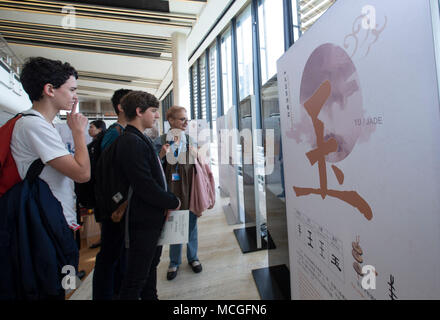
[95,99,101,116]
[171,32,190,115]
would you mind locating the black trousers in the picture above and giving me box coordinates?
[92,218,125,300]
[119,224,163,300]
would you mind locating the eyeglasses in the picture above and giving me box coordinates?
[177,118,188,122]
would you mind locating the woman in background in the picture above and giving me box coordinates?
[88,119,106,140]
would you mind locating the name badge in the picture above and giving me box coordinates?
[172,173,181,181]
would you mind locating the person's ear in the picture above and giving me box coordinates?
[117,104,124,114]
[43,83,55,97]
[135,107,144,117]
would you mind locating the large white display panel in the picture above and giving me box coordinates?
[278,0,440,299]
[216,115,229,196]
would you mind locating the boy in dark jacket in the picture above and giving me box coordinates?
[115,91,180,300]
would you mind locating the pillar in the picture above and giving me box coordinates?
[95,99,101,116]
[171,32,191,115]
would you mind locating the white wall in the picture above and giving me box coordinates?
[0,64,32,125]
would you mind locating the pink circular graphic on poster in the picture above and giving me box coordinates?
[296,43,365,163]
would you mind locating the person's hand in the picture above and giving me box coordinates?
[111,200,128,223]
[165,198,181,221]
[159,143,170,159]
[66,100,88,135]
[175,198,181,211]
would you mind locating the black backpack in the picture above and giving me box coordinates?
[94,134,129,221]
[74,123,122,210]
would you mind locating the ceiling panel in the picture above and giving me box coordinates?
[0,0,207,104]
[56,0,170,12]
[0,0,196,27]
[0,19,172,59]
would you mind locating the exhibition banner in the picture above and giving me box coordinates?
[216,115,230,197]
[278,0,440,299]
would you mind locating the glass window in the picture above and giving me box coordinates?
[236,5,254,101]
[291,0,301,40]
[261,75,289,269]
[161,90,173,129]
[192,63,199,119]
[189,69,194,119]
[161,90,173,114]
[199,56,207,120]
[209,43,218,121]
[294,0,336,34]
[258,0,284,85]
[220,28,233,115]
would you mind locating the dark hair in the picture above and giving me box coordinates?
[120,91,159,121]
[90,119,106,131]
[20,57,78,102]
[111,89,132,115]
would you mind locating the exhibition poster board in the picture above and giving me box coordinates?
[216,115,229,196]
[226,107,245,224]
[216,109,245,223]
[278,0,440,299]
[188,118,210,147]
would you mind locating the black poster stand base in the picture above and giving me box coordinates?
[233,226,276,253]
[252,264,291,300]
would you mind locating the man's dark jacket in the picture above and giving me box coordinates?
[115,125,179,230]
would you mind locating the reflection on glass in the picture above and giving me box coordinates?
[259,0,284,85]
[221,28,233,115]
[209,43,218,145]
[292,0,301,40]
[209,43,218,121]
[236,5,254,101]
[192,64,199,119]
[238,96,255,225]
[208,43,220,177]
[199,56,207,120]
[261,75,289,268]
[294,0,336,34]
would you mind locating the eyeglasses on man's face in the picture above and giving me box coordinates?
[177,117,188,122]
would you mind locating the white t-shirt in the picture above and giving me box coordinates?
[10,109,77,228]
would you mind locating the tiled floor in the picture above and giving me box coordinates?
[69,193,268,300]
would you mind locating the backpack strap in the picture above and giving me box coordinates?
[124,186,133,249]
[17,112,41,119]
[114,124,123,135]
[108,122,123,135]
[25,159,44,183]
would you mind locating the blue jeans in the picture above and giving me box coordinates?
[169,211,199,268]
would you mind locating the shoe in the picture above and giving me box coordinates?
[189,260,202,273]
[89,241,101,249]
[77,270,86,280]
[167,266,178,280]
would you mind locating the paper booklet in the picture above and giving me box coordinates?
[158,210,189,246]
